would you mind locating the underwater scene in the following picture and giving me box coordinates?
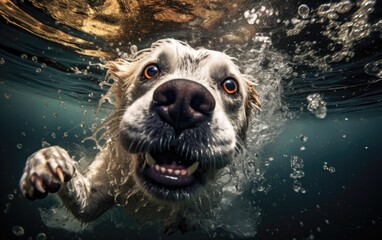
[0,0,382,239]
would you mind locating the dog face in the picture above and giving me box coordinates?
[107,39,260,203]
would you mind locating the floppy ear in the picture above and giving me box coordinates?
[246,81,261,112]
[97,59,136,110]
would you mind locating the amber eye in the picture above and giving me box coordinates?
[221,78,238,94]
[143,64,160,79]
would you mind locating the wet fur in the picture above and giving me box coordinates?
[20,39,260,232]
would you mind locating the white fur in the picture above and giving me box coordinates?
[19,39,260,231]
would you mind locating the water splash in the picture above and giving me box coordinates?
[198,32,292,237]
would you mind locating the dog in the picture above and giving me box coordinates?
[19,39,260,233]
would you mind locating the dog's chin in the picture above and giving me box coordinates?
[131,149,229,203]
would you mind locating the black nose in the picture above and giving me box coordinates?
[152,79,215,132]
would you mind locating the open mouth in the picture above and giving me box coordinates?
[136,149,205,202]
[144,153,199,187]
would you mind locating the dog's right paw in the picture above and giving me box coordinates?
[19,146,76,200]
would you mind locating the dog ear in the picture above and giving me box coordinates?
[246,82,261,112]
[99,59,136,109]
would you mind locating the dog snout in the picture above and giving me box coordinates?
[153,79,215,132]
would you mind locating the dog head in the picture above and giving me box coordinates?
[105,39,260,204]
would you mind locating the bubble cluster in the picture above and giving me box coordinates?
[244,5,276,26]
[307,93,327,119]
[288,0,382,68]
[290,156,305,179]
[323,162,336,173]
[290,156,306,193]
[244,9,258,25]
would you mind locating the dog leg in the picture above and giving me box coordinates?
[20,146,114,222]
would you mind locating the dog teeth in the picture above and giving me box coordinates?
[187,162,199,176]
[180,169,187,176]
[152,162,199,177]
[155,164,160,171]
[145,153,156,167]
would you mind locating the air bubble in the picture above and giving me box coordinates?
[300,135,309,142]
[20,54,27,59]
[364,60,382,78]
[120,53,129,60]
[16,143,23,149]
[0,57,5,64]
[4,93,11,99]
[328,167,336,173]
[8,194,14,200]
[4,202,10,213]
[31,56,38,62]
[130,45,138,54]
[12,225,24,237]
[36,68,42,73]
[41,140,50,148]
[298,4,310,18]
[36,233,47,240]
[335,1,353,14]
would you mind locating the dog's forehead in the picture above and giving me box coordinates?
[150,39,239,73]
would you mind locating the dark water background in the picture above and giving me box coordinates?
[1,0,382,239]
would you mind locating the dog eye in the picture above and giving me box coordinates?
[221,78,238,94]
[143,64,160,79]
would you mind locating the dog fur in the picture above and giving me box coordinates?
[20,39,260,232]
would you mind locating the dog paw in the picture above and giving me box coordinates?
[19,146,76,200]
